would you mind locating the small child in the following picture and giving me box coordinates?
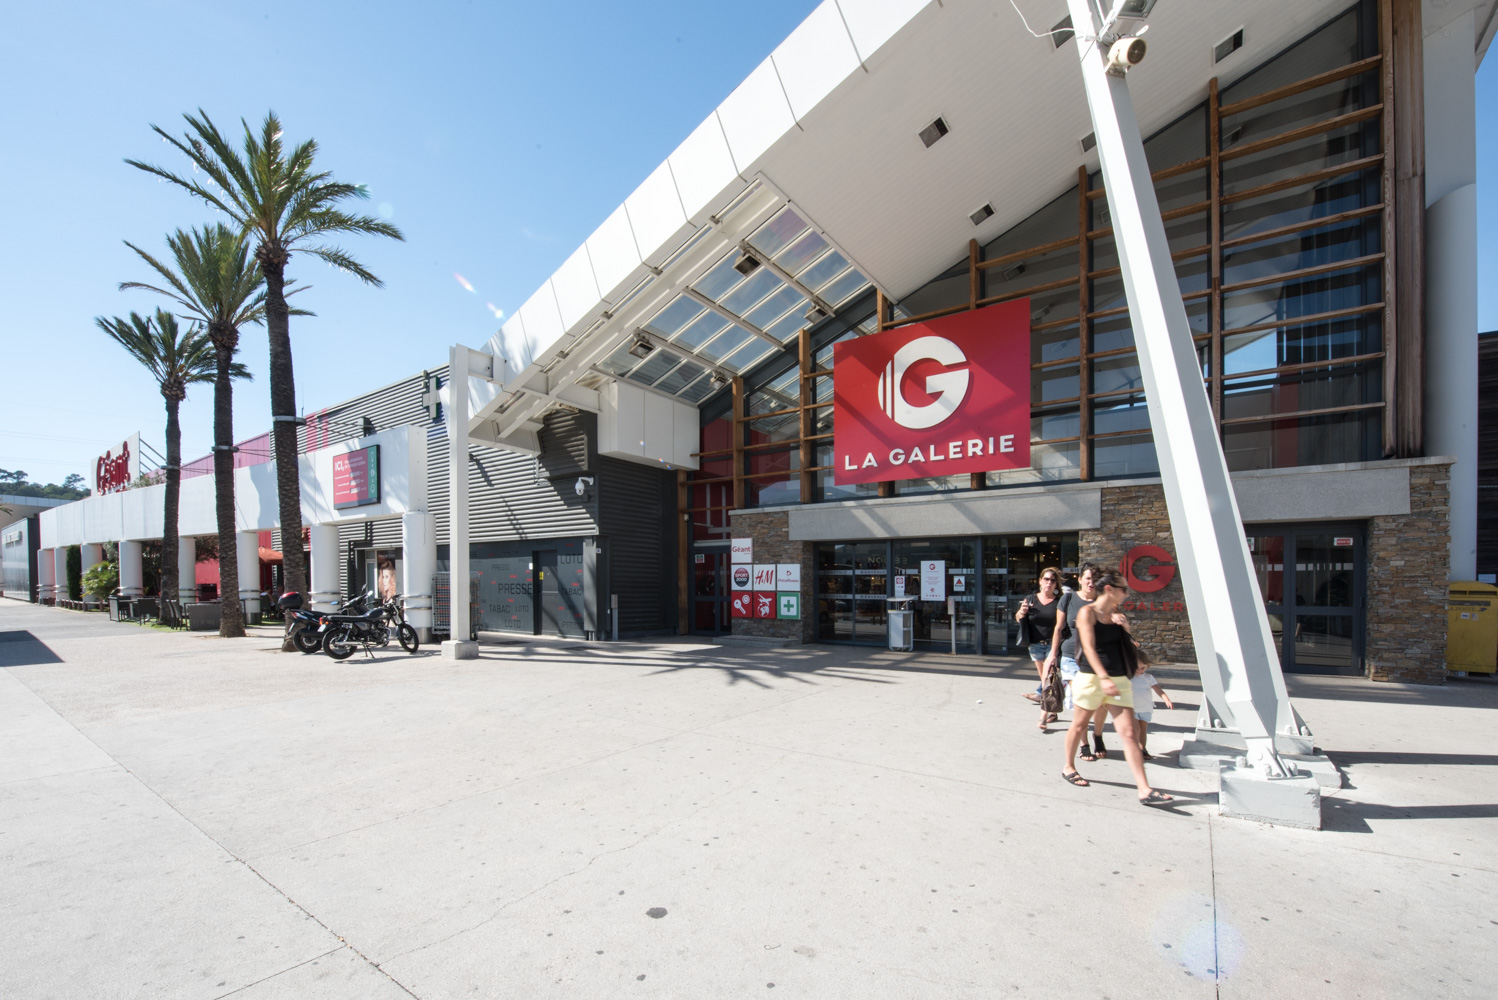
[1130,666,1174,759]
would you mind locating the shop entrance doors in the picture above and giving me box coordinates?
[691,549,730,634]
[536,549,586,638]
[1247,524,1364,674]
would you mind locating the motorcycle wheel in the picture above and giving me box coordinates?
[292,629,323,654]
[323,626,357,661]
[398,623,419,653]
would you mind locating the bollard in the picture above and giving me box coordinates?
[611,593,619,642]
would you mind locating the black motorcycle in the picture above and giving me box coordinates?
[322,593,419,660]
[282,590,372,654]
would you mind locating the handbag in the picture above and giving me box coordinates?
[1118,636,1141,679]
[1018,598,1044,646]
[1040,662,1066,714]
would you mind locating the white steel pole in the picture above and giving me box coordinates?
[443,345,478,658]
[1063,0,1306,779]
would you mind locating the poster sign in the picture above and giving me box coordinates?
[893,575,906,598]
[753,592,775,618]
[776,563,801,589]
[778,593,800,619]
[921,560,946,601]
[333,444,380,509]
[751,564,777,591]
[730,538,754,563]
[93,433,141,495]
[730,592,753,617]
[695,553,705,564]
[954,575,966,593]
[731,564,752,590]
[832,299,1030,485]
[1333,536,1354,547]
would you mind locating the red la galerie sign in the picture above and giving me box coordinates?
[833,300,1031,484]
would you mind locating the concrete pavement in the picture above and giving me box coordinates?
[2,598,1494,998]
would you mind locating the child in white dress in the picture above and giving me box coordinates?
[1129,668,1173,760]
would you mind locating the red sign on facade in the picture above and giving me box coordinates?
[332,445,381,509]
[754,592,776,618]
[1120,544,1176,593]
[730,592,753,618]
[833,300,1031,485]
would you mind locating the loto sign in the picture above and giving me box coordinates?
[832,300,1031,484]
[93,434,140,495]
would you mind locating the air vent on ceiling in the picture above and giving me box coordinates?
[918,116,950,148]
[1223,125,1243,147]
[1080,132,1097,154]
[1051,16,1074,48]
[970,203,994,226]
[1214,28,1244,63]
[1002,263,1026,282]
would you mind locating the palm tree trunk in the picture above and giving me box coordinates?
[213,338,245,638]
[263,263,306,648]
[161,395,181,603]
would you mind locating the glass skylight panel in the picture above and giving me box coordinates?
[678,376,718,403]
[598,346,641,375]
[763,312,804,343]
[798,249,849,291]
[654,361,705,395]
[693,253,749,301]
[630,350,681,386]
[743,286,805,329]
[820,267,869,306]
[722,338,774,372]
[673,310,731,350]
[720,268,780,315]
[644,296,705,338]
[698,326,755,364]
[776,230,829,275]
[748,207,809,259]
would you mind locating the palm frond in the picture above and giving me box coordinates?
[298,244,384,287]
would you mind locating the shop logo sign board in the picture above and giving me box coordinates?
[832,299,1031,484]
[333,444,381,510]
[921,560,946,601]
[1119,544,1175,593]
[732,565,752,589]
[730,538,753,563]
[93,433,141,495]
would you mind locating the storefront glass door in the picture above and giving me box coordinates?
[691,549,729,634]
[891,539,977,653]
[1248,524,1363,674]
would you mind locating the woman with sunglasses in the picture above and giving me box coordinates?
[1060,569,1172,806]
[1015,566,1064,730]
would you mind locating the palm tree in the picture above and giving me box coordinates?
[127,110,403,609]
[95,309,245,612]
[121,225,266,638]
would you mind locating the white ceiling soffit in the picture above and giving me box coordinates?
[1424,0,1498,62]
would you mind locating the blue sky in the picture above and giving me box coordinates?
[1,0,1494,484]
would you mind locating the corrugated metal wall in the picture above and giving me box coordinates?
[598,456,676,635]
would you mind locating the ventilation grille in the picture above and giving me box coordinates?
[1080,132,1097,154]
[1051,16,1074,48]
[970,203,994,226]
[1215,29,1244,63]
[918,116,950,148]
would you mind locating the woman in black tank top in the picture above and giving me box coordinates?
[1060,570,1172,806]
[1015,567,1063,730]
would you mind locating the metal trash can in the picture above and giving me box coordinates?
[1447,582,1497,674]
[887,598,914,652]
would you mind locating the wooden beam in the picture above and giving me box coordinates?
[1209,77,1224,425]
[1078,166,1093,481]
[731,376,746,510]
[1390,0,1425,457]
[968,238,980,310]
[1381,0,1398,455]
[799,329,815,503]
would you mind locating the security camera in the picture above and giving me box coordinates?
[1106,36,1147,74]
[574,476,595,497]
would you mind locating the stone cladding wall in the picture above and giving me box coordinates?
[1365,461,1450,683]
[726,509,815,643]
[1081,484,1195,664]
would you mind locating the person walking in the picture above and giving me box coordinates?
[1050,564,1105,763]
[1130,662,1173,759]
[1015,567,1064,730]
[1060,570,1172,805]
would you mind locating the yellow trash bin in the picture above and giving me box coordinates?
[1447,582,1498,674]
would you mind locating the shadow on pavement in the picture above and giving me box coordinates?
[1323,798,1498,834]
[0,630,64,667]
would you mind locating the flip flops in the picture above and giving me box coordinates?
[1139,790,1174,807]
[1062,770,1090,786]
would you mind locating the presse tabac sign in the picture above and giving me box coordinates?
[832,299,1030,484]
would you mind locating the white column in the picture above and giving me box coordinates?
[402,510,437,640]
[1064,0,1307,778]
[53,547,68,604]
[309,524,341,612]
[1423,12,1479,580]
[118,540,144,598]
[443,346,478,658]
[78,543,103,606]
[177,536,198,604]
[38,548,55,604]
[237,532,261,621]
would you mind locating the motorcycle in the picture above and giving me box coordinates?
[322,593,419,660]
[281,589,372,654]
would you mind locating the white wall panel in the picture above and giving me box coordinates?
[837,0,931,66]
[624,161,690,265]
[586,203,644,301]
[496,314,530,373]
[667,113,743,219]
[774,2,863,120]
[597,381,700,470]
[551,243,603,332]
[517,282,566,364]
[717,58,798,170]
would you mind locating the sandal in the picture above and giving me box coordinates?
[1093,735,1108,760]
[1139,790,1173,807]
[1045,713,1058,724]
[1062,770,1090,786]
[1078,744,1098,762]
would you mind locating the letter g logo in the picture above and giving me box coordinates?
[876,336,971,430]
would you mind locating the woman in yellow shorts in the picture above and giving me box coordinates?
[1060,570,1172,806]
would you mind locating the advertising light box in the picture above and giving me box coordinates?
[832,299,1031,484]
[333,444,381,510]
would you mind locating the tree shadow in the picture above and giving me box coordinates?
[1322,798,1498,834]
[0,630,63,667]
